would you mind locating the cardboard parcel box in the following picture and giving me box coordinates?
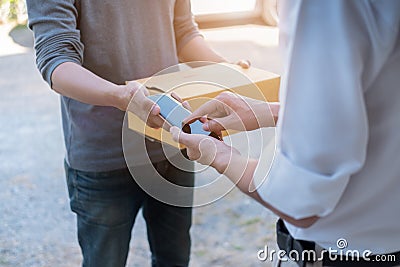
[127,63,280,148]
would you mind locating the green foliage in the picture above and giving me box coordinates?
[0,0,26,22]
[9,0,18,20]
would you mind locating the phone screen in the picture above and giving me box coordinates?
[148,94,220,139]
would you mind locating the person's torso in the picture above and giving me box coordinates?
[283,0,400,254]
[63,0,180,171]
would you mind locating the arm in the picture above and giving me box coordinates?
[51,63,164,128]
[212,149,318,228]
[170,127,317,228]
[256,0,369,221]
[51,62,120,108]
[183,92,279,134]
[223,157,318,228]
[173,0,224,63]
[178,35,226,63]
[174,0,249,67]
[27,0,163,127]
[172,1,371,226]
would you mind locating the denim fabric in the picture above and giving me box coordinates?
[64,160,194,267]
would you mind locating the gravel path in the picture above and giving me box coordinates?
[0,24,281,267]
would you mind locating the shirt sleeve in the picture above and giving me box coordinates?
[173,0,202,53]
[256,1,371,219]
[26,0,84,87]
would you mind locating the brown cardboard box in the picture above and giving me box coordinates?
[127,63,280,148]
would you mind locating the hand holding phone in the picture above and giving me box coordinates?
[148,94,221,140]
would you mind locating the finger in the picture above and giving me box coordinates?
[141,85,150,97]
[170,126,203,147]
[199,116,208,123]
[205,125,223,140]
[150,103,160,116]
[126,80,142,88]
[198,138,217,166]
[126,81,148,97]
[137,92,160,116]
[147,115,164,129]
[170,92,183,103]
[170,126,193,146]
[132,86,159,114]
[170,126,185,144]
[236,59,251,69]
[181,101,192,111]
[169,92,192,111]
[183,98,221,125]
[161,119,172,131]
[205,116,237,133]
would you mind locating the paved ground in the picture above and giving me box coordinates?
[0,23,282,267]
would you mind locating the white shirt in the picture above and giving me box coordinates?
[256,0,400,254]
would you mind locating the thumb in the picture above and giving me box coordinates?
[170,126,193,146]
[136,91,160,116]
[197,138,217,166]
[205,116,234,132]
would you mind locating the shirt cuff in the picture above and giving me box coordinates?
[255,149,349,220]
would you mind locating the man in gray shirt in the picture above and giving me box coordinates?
[26,1,248,266]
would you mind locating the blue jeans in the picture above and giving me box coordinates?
[65,160,194,267]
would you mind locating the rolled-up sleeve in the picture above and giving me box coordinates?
[256,1,370,219]
[27,0,84,86]
[173,0,202,53]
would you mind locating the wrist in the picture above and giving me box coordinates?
[212,152,245,175]
[107,84,126,110]
[212,154,229,174]
[214,153,258,192]
[256,101,274,128]
[269,102,280,124]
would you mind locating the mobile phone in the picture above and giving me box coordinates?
[148,94,221,140]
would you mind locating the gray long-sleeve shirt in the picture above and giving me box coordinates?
[27,0,201,171]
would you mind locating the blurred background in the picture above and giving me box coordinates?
[0,1,282,266]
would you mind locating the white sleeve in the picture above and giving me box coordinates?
[256,1,370,219]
